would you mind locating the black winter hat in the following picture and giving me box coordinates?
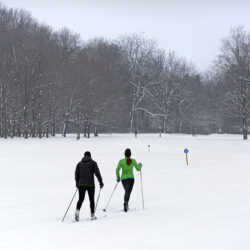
[84,151,91,157]
[124,148,131,157]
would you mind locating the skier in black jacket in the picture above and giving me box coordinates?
[75,151,104,221]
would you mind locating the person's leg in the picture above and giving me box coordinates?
[122,179,134,211]
[126,179,134,203]
[76,186,87,210]
[87,186,95,214]
[122,180,128,212]
[122,179,129,202]
[75,186,87,221]
[122,179,134,203]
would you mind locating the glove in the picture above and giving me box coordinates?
[100,182,104,189]
[138,163,143,168]
[117,177,120,182]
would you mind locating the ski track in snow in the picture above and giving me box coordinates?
[0,134,250,250]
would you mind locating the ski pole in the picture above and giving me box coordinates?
[140,170,145,209]
[103,182,119,212]
[62,189,78,222]
[95,188,102,212]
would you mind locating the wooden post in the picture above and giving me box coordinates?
[184,148,189,166]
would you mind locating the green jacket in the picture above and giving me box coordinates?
[116,158,141,180]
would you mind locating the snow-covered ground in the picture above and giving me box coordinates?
[0,134,250,250]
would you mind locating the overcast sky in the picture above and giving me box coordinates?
[2,0,250,71]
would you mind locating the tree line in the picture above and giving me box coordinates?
[0,4,249,139]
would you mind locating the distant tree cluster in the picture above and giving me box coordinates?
[0,4,249,139]
[209,26,250,139]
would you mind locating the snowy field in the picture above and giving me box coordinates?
[0,134,250,250]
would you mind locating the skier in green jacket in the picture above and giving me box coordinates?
[116,148,142,212]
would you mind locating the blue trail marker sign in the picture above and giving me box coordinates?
[184,148,189,166]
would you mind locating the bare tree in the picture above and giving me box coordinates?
[216,26,250,139]
[117,33,158,133]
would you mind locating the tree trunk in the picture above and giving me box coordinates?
[46,123,49,138]
[38,113,42,138]
[242,78,248,140]
[163,115,167,134]
[130,111,134,133]
[31,94,36,137]
[31,121,36,137]
[87,125,90,138]
[38,87,42,139]
[94,126,98,137]
[179,122,182,134]
[129,98,136,133]
[23,105,28,139]
[17,116,21,137]
[51,110,56,136]
[3,111,7,139]
[76,122,80,140]
[63,120,68,137]
[51,122,55,136]
[11,113,16,138]
[242,114,248,140]
[1,83,8,139]
[84,123,87,137]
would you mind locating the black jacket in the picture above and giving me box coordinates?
[75,156,103,187]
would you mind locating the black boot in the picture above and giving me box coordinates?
[91,213,97,220]
[123,202,128,212]
[75,209,80,222]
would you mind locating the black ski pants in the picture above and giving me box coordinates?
[76,186,95,213]
[122,178,134,203]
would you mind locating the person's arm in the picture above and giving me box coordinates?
[75,163,80,188]
[93,162,103,185]
[133,159,142,171]
[116,160,122,179]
